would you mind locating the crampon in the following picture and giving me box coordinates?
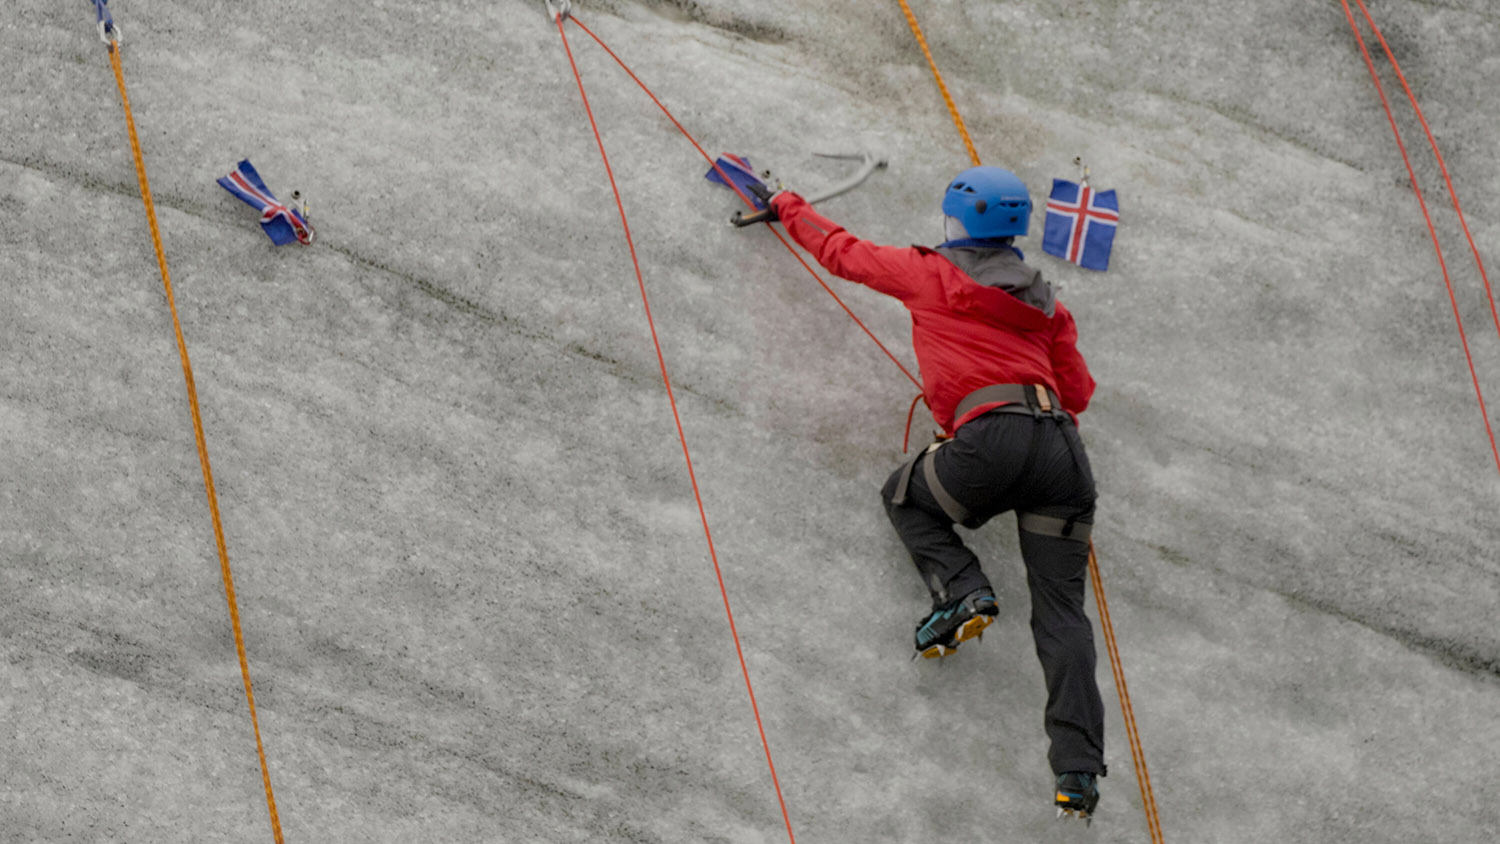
[1054,771,1100,826]
[913,588,998,659]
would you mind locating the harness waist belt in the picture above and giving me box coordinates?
[953,383,1066,425]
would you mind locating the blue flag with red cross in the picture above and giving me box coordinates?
[1042,178,1119,271]
[217,160,314,246]
[704,154,769,210]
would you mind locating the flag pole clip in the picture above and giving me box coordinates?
[1074,156,1091,188]
[290,190,315,243]
[290,192,315,245]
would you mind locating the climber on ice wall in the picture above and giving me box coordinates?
[744,166,1106,819]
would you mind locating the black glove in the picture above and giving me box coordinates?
[746,181,779,219]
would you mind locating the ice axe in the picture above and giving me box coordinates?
[729,151,888,227]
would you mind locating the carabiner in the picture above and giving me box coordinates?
[93,0,121,45]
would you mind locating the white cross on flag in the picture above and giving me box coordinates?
[1042,178,1119,271]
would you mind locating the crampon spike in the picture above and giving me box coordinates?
[1055,806,1093,826]
[917,643,957,660]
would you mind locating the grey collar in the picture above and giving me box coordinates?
[934,245,1056,316]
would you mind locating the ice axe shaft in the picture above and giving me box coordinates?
[731,151,887,227]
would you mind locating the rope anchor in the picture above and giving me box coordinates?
[544,0,572,22]
[93,0,120,44]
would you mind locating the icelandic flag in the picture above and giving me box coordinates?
[217,159,314,245]
[1042,179,1119,271]
[704,154,768,210]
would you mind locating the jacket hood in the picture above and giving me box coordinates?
[932,245,1057,324]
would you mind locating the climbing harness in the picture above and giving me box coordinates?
[89,8,286,843]
[888,439,943,512]
[890,384,1081,530]
[893,383,1068,515]
[952,382,1067,424]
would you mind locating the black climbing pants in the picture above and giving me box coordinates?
[881,409,1106,776]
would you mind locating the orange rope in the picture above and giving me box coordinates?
[895,0,981,166]
[553,16,799,843]
[105,41,285,844]
[1088,542,1163,842]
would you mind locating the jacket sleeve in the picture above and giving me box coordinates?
[770,191,927,302]
[1050,303,1096,416]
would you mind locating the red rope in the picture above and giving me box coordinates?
[902,392,926,454]
[568,15,924,396]
[1351,0,1500,346]
[1339,0,1500,475]
[552,17,799,843]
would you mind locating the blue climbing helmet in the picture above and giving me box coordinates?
[941,166,1032,238]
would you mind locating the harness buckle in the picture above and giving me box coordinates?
[1033,384,1053,413]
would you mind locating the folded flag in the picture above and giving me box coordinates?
[217,159,314,245]
[1042,178,1118,271]
[704,154,768,210]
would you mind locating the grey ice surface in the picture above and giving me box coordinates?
[4,1,1500,842]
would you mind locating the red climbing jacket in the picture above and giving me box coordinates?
[771,191,1095,435]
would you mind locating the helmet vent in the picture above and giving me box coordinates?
[941,166,1031,238]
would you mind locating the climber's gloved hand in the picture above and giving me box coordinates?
[746,181,780,219]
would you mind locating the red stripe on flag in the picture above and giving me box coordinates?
[1069,185,1091,263]
[1047,184,1119,265]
